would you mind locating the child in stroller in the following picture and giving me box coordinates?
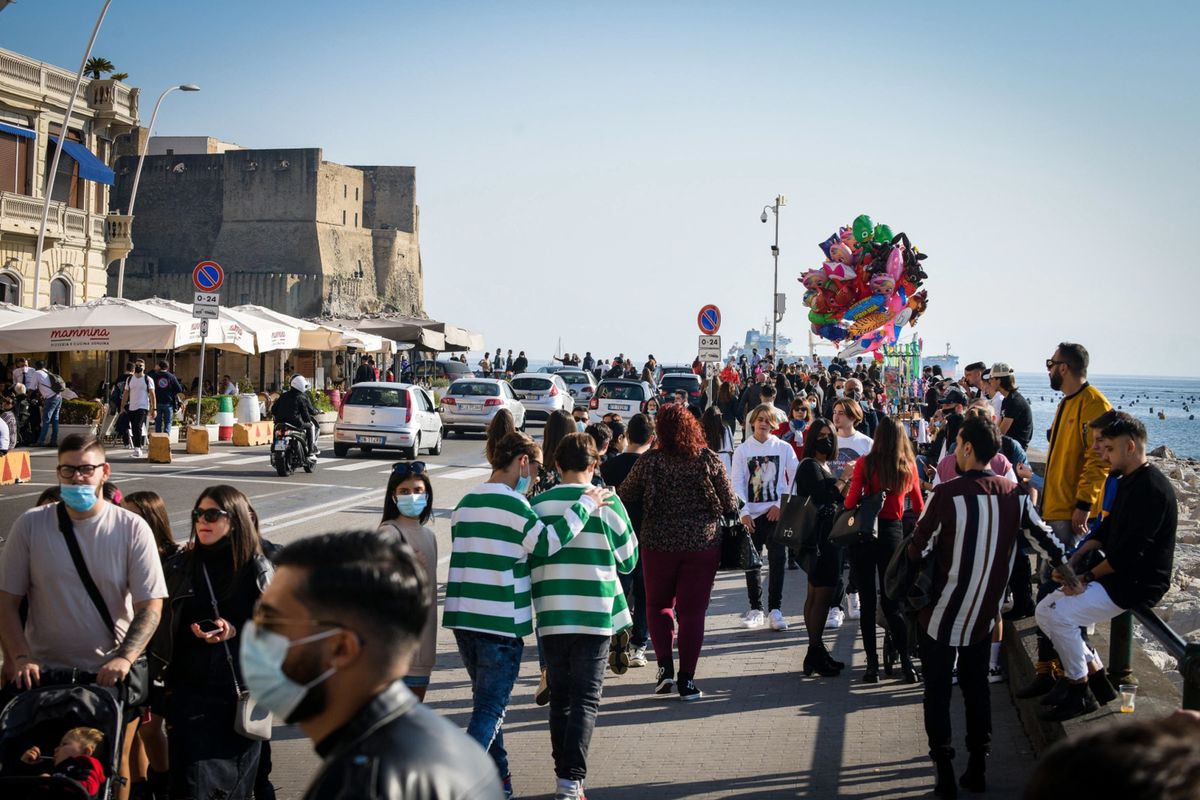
[19,727,106,798]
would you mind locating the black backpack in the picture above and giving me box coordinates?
[46,371,66,394]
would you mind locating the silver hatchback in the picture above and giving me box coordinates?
[440,378,527,436]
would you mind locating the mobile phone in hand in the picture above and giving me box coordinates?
[197,619,222,634]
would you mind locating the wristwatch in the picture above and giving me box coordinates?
[1082,570,1096,584]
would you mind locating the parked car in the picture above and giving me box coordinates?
[440,378,526,436]
[557,369,598,402]
[333,382,443,459]
[537,365,569,374]
[588,379,658,424]
[402,359,474,383]
[657,373,706,414]
[655,364,695,383]
[511,373,574,420]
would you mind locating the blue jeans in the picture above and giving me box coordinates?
[37,395,61,445]
[542,633,608,781]
[453,629,524,779]
[155,403,174,433]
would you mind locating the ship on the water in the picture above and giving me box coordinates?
[727,321,794,361]
[923,342,959,378]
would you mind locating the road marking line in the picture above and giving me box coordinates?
[259,487,385,531]
[216,455,272,466]
[169,453,228,463]
[326,460,390,472]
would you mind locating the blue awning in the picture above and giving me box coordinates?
[0,121,35,139]
[49,135,114,185]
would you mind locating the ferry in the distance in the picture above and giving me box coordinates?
[923,342,960,378]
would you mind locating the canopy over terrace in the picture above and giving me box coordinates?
[313,314,488,352]
[0,297,220,352]
[142,298,299,354]
[0,302,43,328]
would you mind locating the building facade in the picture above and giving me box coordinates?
[110,143,425,319]
[0,46,137,308]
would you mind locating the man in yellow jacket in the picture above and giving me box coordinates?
[1017,342,1112,700]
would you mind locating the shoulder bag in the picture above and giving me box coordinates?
[829,491,886,549]
[718,512,762,572]
[55,504,150,708]
[771,493,817,551]
[201,565,273,741]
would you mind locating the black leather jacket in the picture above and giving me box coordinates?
[303,680,502,800]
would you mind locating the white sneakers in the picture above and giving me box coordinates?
[768,609,789,631]
[845,592,862,620]
[628,645,648,667]
[132,447,143,459]
[988,664,1005,684]
[740,609,765,629]
[827,607,845,629]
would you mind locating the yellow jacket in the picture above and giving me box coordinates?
[1041,383,1112,521]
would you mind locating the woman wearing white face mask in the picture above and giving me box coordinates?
[378,461,437,702]
[445,431,612,797]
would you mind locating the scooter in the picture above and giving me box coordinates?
[271,422,313,476]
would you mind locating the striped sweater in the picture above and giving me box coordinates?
[444,482,597,638]
[530,484,639,637]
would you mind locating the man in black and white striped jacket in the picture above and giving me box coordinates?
[906,415,1076,797]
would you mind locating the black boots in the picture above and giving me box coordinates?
[959,751,986,792]
[1015,662,1058,699]
[933,756,957,798]
[1040,681,1100,722]
[803,645,841,677]
[1088,667,1119,705]
[862,653,880,684]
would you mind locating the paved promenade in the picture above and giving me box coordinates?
[268,566,1036,799]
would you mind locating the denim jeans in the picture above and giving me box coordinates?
[542,633,608,781]
[37,394,61,445]
[618,558,648,648]
[453,629,524,779]
[155,403,175,433]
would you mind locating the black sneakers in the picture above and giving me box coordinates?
[609,629,631,675]
[677,678,703,701]
[654,666,675,695]
[1040,682,1099,722]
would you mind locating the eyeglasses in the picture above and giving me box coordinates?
[391,461,426,477]
[1045,359,1065,370]
[191,508,231,523]
[250,604,343,635]
[56,463,105,479]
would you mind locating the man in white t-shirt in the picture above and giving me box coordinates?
[120,359,156,458]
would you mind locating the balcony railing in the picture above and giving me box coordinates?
[0,191,116,246]
[0,47,139,125]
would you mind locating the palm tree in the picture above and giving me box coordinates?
[110,72,129,82]
[84,57,114,79]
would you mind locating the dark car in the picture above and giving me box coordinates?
[658,373,705,413]
[402,359,474,383]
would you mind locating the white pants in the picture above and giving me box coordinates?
[1035,582,1124,680]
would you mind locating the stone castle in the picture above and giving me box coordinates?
[109,144,425,318]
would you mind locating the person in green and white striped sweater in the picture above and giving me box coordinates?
[445,431,613,800]
[530,434,638,800]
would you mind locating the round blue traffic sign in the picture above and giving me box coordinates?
[697,304,721,335]
[193,260,224,292]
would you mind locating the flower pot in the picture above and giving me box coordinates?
[316,411,337,436]
[59,424,99,439]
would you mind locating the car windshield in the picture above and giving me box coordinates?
[512,377,552,391]
[450,382,500,397]
[597,383,642,401]
[661,376,700,391]
[346,387,408,408]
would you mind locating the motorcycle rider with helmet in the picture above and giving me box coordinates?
[272,375,320,462]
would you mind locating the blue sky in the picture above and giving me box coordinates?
[4,1,1197,375]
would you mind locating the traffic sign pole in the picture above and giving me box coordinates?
[190,260,223,427]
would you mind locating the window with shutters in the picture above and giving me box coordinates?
[46,123,83,209]
[0,271,20,304]
[0,132,32,195]
[49,275,72,306]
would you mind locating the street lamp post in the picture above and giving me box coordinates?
[116,83,200,299]
[31,0,114,308]
[760,194,786,359]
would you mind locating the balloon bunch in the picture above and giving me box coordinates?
[800,213,930,360]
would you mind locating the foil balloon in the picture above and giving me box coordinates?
[819,233,840,258]
[852,214,874,245]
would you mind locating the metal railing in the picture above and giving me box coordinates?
[1109,607,1200,710]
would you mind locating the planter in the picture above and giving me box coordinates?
[204,424,219,441]
[316,411,337,436]
[59,424,99,439]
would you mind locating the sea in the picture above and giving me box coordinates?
[1017,373,1200,460]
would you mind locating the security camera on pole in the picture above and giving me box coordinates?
[760,195,786,359]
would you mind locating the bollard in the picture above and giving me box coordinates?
[1183,642,1200,711]
[1109,610,1136,687]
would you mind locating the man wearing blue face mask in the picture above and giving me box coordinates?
[245,529,502,800]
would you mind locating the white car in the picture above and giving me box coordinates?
[332,382,443,459]
[588,379,658,424]
[511,373,574,421]
[440,378,527,436]
[557,369,598,403]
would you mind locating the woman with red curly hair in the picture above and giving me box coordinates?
[618,404,738,700]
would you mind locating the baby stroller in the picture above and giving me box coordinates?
[0,669,128,800]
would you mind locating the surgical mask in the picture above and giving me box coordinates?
[395,493,427,517]
[60,485,99,513]
[813,438,835,457]
[240,621,341,723]
[575,421,587,433]
[835,388,845,398]
[514,462,532,495]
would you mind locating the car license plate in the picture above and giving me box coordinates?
[516,393,528,400]
[273,440,288,451]
[356,435,385,445]
[462,403,482,412]
[610,403,630,411]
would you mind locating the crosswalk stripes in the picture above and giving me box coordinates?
[326,460,390,472]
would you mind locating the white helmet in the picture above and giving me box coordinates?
[290,375,309,392]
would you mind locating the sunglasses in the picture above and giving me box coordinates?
[391,461,427,477]
[56,463,106,479]
[1045,359,1065,370]
[192,508,231,524]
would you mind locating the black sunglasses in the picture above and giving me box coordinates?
[192,508,231,523]
[391,461,427,477]
[1045,359,1065,370]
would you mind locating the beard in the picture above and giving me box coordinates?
[1050,371,1063,392]
[282,644,330,724]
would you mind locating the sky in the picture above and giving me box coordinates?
[3,1,1198,376]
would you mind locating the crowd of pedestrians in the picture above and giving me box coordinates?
[0,337,1183,799]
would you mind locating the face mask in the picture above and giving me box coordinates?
[60,484,99,513]
[813,437,834,457]
[240,621,341,723]
[395,493,427,517]
[835,388,845,398]
[514,462,532,495]
[575,421,587,433]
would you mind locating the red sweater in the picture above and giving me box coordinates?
[844,459,925,521]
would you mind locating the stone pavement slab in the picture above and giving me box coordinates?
[268,565,1036,799]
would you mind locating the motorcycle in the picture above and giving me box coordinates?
[271,422,313,476]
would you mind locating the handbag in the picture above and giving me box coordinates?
[201,565,273,741]
[718,513,761,571]
[55,504,150,709]
[771,494,817,551]
[829,491,886,549]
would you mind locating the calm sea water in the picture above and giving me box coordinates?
[1016,374,1200,460]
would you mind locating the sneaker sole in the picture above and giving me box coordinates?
[679,691,704,701]
[654,680,675,695]
[609,630,631,675]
